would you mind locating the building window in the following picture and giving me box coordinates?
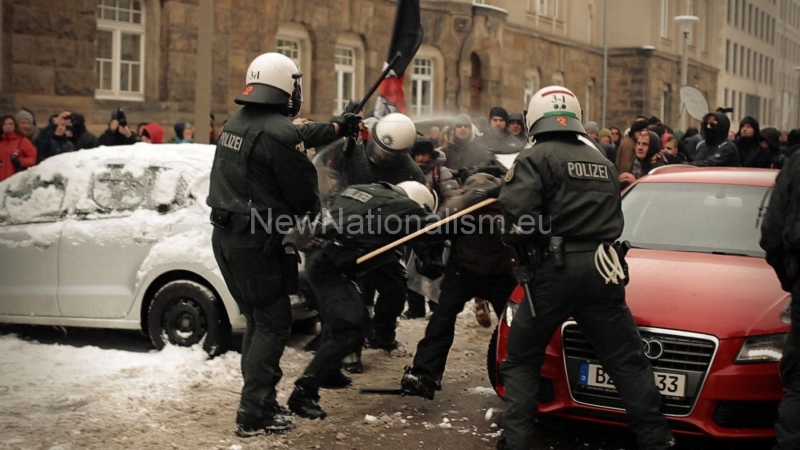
[538,0,549,16]
[411,58,434,116]
[524,71,540,107]
[726,39,730,72]
[334,47,355,115]
[732,43,738,75]
[276,38,301,69]
[95,0,145,101]
[660,90,670,123]
[661,0,670,38]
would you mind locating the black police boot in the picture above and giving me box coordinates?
[341,352,364,374]
[319,369,352,389]
[288,376,327,420]
[400,366,437,400]
[495,434,507,450]
[365,335,405,353]
[235,403,294,437]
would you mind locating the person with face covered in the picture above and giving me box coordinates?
[734,116,762,168]
[618,130,666,189]
[692,112,739,167]
[69,114,99,150]
[757,128,789,170]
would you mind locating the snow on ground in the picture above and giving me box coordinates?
[0,300,498,450]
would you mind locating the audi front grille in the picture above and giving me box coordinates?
[561,322,718,417]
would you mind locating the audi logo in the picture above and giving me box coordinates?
[641,338,665,360]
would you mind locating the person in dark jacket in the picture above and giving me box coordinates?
[784,129,800,158]
[401,172,516,399]
[98,109,138,147]
[207,52,356,437]
[756,128,789,170]
[681,127,702,160]
[507,113,527,144]
[34,111,76,163]
[760,151,800,450]
[692,112,739,167]
[473,107,523,155]
[441,114,498,171]
[619,130,666,188]
[734,116,762,167]
[69,114,99,150]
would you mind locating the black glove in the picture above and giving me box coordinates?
[476,165,507,178]
[414,244,446,279]
[10,154,20,170]
[484,182,504,199]
[456,167,475,185]
[332,113,362,137]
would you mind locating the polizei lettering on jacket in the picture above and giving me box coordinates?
[566,161,610,181]
[218,131,244,152]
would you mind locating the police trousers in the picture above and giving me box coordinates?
[300,248,366,389]
[359,252,408,345]
[500,251,674,450]
[211,226,291,416]
[775,279,800,450]
[413,263,516,381]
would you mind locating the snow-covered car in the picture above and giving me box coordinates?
[0,144,315,354]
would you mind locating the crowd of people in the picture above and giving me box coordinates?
[0,108,221,182]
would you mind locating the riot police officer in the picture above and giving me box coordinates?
[495,86,675,450]
[286,181,439,420]
[207,52,358,437]
[760,152,800,450]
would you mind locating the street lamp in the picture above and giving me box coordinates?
[675,15,699,131]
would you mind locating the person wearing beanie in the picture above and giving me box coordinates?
[140,122,165,144]
[172,121,194,144]
[507,113,526,144]
[69,113,99,150]
[582,121,610,160]
[441,114,496,171]
[15,109,40,144]
[615,119,649,173]
[473,106,522,155]
[618,130,667,189]
[599,128,613,144]
[734,116,762,168]
[692,112,739,167]
[98,109,138,147]
[0,115,37,181]
[756,127,788,169]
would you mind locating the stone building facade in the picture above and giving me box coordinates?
[0,0,718,140]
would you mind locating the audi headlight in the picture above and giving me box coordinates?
[735,334,788,363]
[504,302,520,327]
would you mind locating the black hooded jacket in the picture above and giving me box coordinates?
[693,112,739,167]
[734,116,762,168]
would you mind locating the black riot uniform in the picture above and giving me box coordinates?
[496,111,675,447]
[287,182,440,419]
[760,152,800,450]
[207,51,351,437]
[321,132,426,351]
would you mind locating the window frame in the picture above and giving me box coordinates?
[410,57,434,117]
[95,1,146,102]
[660,0,671,39]
[334,46,356,115]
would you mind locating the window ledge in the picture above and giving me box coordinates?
[95,92,145,102]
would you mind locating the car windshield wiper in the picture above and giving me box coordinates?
[710,251,755,257]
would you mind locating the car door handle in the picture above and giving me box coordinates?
[33,240,54,249]
[134,236,159,244]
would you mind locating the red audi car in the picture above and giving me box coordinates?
[488,167,791,439]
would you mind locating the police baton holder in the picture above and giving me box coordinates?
[356,198,497,265]
[344,51,403,157]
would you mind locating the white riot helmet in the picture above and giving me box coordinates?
[526,85,586,137]
[234,52,303,116]
[367,113,417,167]
[396,181,437,212]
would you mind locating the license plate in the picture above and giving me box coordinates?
[578,363,686,398]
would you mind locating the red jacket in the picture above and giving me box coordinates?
[0,132,37,181]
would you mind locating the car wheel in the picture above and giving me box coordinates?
[147,280,228,356]
[487,325,499,394]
